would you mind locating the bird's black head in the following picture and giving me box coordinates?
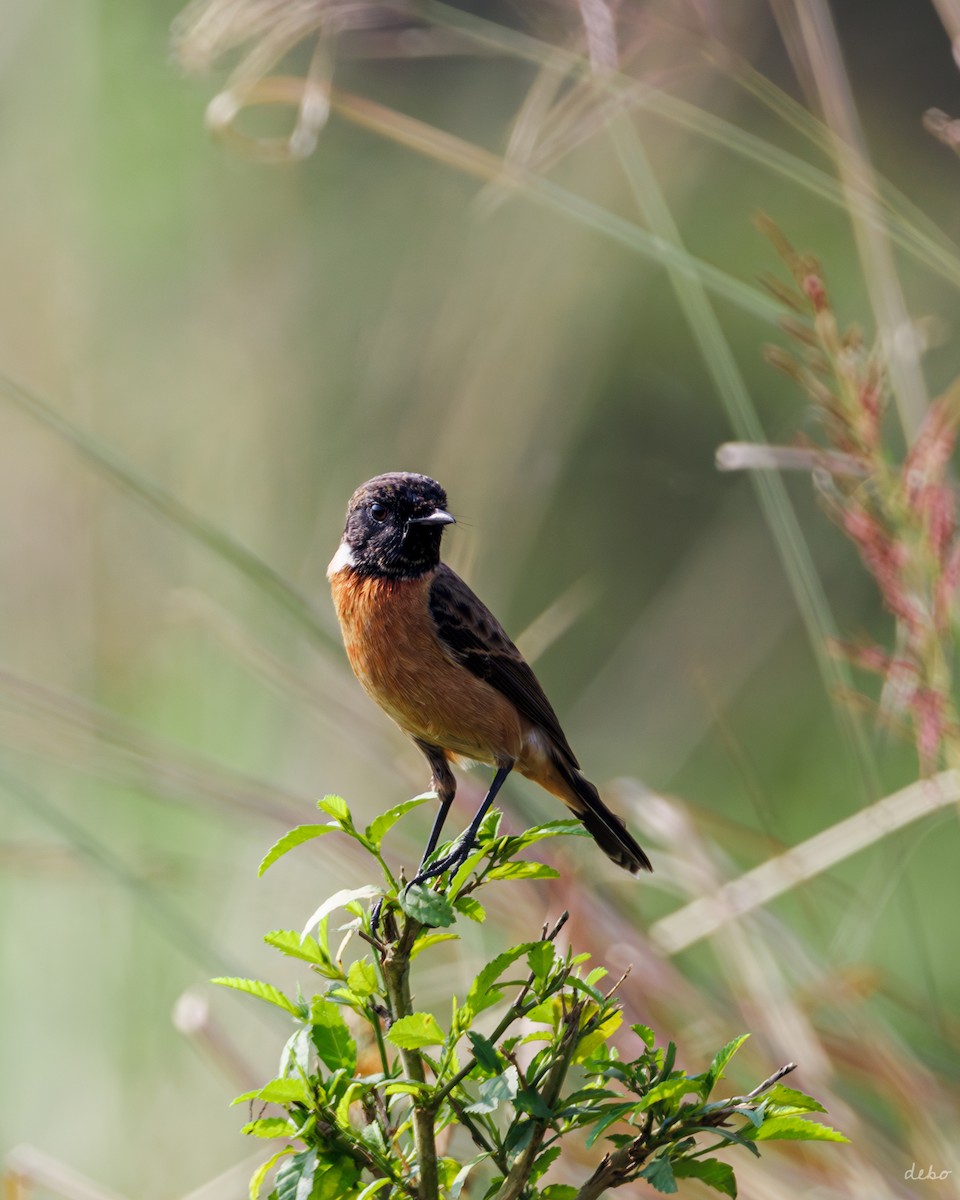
[334,472,455,579]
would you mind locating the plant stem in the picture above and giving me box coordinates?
[494,1002,584,1200]
[381,915,439,1200]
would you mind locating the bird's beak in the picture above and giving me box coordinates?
[408,509,456,526]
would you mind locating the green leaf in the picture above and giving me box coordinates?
[529,1146,562,1183]
[410,931,459,960]
[540,1188,578,1200]
[313,1158,361,1200]
[249,1148,294,1200]
[301,885,381,940]
[359,1122,387,1153]
[637,1075,702,1111]
[232,1078,312,1108]
[485,861,560,881]
[310,998,357,1073]
[399,884,456,927]
[387,1012,446,1049]
[640,1156,678,1194]
[573,1011,622,1064]
[264,930,328,966]
[453,895,486,923]
[383,1081,430,1096]
[673,1158,737,1197]
[747,1115,849,1143]
[356,1181,393,1200]
[464,944,535,1019]
[515,1087,553,1119]
[502,820,586,851]
[448,845,490,893]
[317,795,351,824]
[365,793,433,847]
[347,958,378,999]
[703,1035,749,1097]
[450,1155,487,1199]
[213,977,300,1017]
[258,825,338,876]
[763,1084,827,1114]
[466,1031,502,1073]
[527,941,555,982]
[274,1148,317,1200]
[242,1117,297,1139]
[465,1066,518,1114]
[631,1023,656,1049]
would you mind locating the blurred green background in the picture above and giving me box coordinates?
[1,2,959,1197]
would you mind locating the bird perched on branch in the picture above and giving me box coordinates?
[328,472,651,882]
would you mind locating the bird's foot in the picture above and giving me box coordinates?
[407,833,476,889]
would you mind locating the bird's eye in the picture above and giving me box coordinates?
[369,502,388,522]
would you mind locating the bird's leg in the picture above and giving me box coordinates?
[410,762,513,886]
[371,743,456,936]
[415,740,457,868]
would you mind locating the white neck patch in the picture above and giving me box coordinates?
[326,540,357,578]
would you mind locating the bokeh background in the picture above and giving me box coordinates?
[1,1,959,1197]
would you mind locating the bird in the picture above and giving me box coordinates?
[327,471,652,883]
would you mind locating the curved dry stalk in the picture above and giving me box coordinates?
[651,770,960,954]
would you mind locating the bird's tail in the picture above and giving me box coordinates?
[533,754,652,875]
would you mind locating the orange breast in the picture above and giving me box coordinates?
[330,568,523,764]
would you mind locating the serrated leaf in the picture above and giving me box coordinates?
[585,1102,635,1147]
[232,1078,312,1108]
[264,930,328,966]
[466,1031,502,1073]
[249,1148,294,1200]
[347,958,378,999]
[637,1075,701,1111]
[453,895,486,923]
[676,1156,734,1195]
[465,1066,519,1114]
[399,884,456,927]
[310,998,357,1073]
[274,1148,317,1200]
[359,1121,387,1153]
[641,1156,678,1193]
[504,820,586,850]
[410,931,459,960]
[387,1011,446,1049]
[515,1087,553,1119]
[301,885,381,940]
[365,793,433,847]
[631,1023,656,1049]
[258,825,338,876]
[527,941,555,982]
[763,1084,827,1114]
[703,1034,749,1097]
[317,795,351,823]
[529,1145,562,1183]
[213,977,300,1017]
[673,1158,736,1197]
[485,861,560,881]
[242,1117,297,1139]
[747,1115,849,1143]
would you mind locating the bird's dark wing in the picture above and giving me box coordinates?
[428,564,579,768]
